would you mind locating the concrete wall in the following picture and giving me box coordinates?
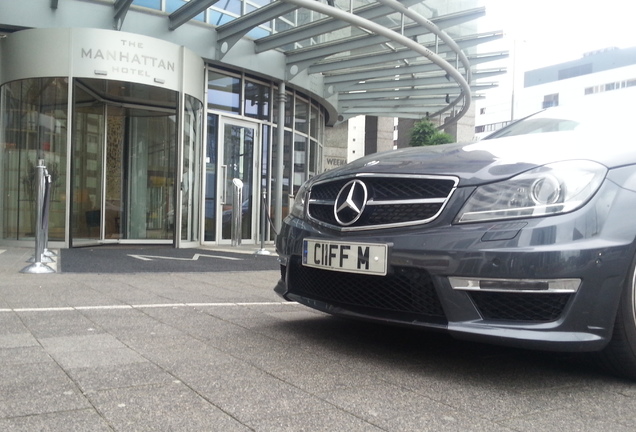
[364,116,394,154]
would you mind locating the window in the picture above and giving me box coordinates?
[208,71,241,114]
[181,95,203,242]
[294,99,308,134]
[558,64,592,80]
[1,78,68,241]
[205,69,327,242]
[166,0,204,21]
[293,134,307,194]
[542,93,559,109]
[132,0,161,9]
[244,80,270,120]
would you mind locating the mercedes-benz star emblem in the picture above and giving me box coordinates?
[334,179,368,226]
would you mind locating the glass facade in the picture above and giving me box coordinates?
[69,79,182,245]
[132,0,328,47]
[0,0,496,247]
[204,68,325,243]
[181,95,204,243]
[0,76,205,247]
[0,78,68,242]
[0,10,330,248]
[208,71,241,114]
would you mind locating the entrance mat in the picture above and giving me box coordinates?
[60,246,279,273]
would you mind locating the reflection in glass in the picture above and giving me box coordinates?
[222,123,254,240]
[1,78,68,241]
[182,95,203,242]
[166,0,205,21]
[261,124,272,240]
[208,71,241,114]
[295,99,308,134]
[126,112,177,240]
[270,129,292,222]
[72,101,104,242]
[71,79,178,244]
[204,114,218,241]
[132,0,161,9]
[245,81,270,120]
[310,105,319,139]
[204,74,326,245]
[293,133,307,195]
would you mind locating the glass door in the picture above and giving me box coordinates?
[71,79,178,246]
[71,106,177,245]
[218,119,258,244]
[107,108,177,242]
[71,96,105,246]
[104,107,124,240]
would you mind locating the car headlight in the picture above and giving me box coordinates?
[290,180,310,218]
[455,160,607,223]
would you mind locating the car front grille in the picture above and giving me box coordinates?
[307,174,457,231]
[468,291,572,322]
[287,257,447,324]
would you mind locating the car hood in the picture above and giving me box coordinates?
[320,130,634,187]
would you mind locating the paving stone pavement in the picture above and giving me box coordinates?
[1,246,636,431]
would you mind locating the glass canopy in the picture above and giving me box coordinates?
[116,0,506,124]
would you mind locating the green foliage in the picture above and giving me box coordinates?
[409,119,454,147]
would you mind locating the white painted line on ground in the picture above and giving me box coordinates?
[2,307,75,312]
[128,253,243,261]
[0,301,299,313]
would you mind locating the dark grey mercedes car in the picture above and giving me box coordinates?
[274,92,636,379]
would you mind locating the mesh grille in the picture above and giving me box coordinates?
[370,177,455,200]
[310,177,455,201]
[287,257,446,322]
[307,175,456,230]
[310,179,350,200]
[469,291,572,322]
[366,203,444,225]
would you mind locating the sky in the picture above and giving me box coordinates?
[482,0,636,71]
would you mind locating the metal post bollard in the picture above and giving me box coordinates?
[288,194,295,214]
[42,169,57,259]
[27,166,54,265]
[231,178,243,247]
[255,188,271,256]
[21,160,55,274]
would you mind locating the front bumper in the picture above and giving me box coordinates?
[274,203,636,352]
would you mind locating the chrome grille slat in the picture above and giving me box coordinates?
[307,174,457,231]
[368,198,447,205]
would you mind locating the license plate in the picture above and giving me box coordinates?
[302,239,388,275]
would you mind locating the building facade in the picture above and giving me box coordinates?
[476,46,636,139]
[0,0,501,249]
[518,46,636,118]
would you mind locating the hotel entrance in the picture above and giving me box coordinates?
[0,28,205,249]
[70,79,179,246]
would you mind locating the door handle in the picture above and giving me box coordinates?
[220,165,227,204]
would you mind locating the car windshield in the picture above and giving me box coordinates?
[483,89,636,141]
[484,116,580,139]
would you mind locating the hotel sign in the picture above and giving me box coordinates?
[74,29,181,89]
[2,28,203,98]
